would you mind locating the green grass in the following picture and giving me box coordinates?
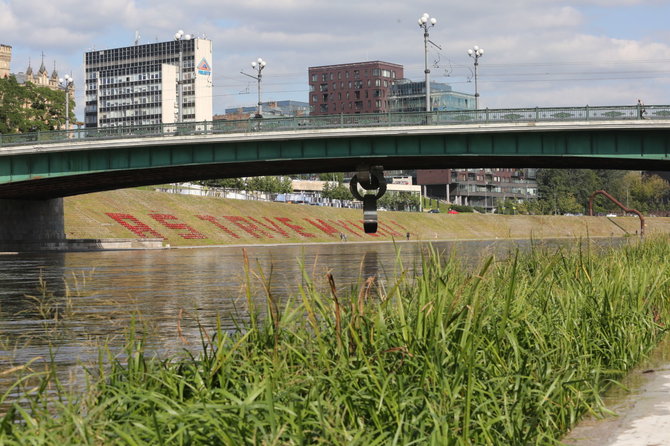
[2,237,670,444]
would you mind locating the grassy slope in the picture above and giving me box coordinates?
[64,189,670,247]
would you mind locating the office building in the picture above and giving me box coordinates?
[84,37,212,128]
[218,100,310,120]
[389,79,475,112]
[308,61,403,115]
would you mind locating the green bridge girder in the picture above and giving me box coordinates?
[1,118,670,200]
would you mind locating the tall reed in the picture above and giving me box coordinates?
[1,237,669,445]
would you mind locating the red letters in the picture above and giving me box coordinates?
[105,213,165,239]
[196,215,240,238]
[303,218,340,237]
[223,216,273,238]
[332,220,362,237]
[149,214,206,239]
[274,217,315,238]
[248,217,290,237]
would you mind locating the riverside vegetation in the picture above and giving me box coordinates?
[1,237,670,444]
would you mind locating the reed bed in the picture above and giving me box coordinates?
[2,237,670,445]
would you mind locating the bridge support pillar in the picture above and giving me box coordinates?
[0,198,65,251]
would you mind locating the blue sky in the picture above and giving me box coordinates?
[2,0,669,119]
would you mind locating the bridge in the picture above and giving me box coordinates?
[1,105,670,245]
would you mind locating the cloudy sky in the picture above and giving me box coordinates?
[2,0,669,119]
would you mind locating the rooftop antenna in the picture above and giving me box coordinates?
[134,31,141,46]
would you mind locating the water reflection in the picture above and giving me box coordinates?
[0,238,631,395]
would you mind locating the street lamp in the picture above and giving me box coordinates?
[467,45,484,109]
[174,29,192,123]
[418,12,437,113]
[242,58,267,118]
[58,74,74,132]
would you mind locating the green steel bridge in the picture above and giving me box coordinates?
[1,105,670,200]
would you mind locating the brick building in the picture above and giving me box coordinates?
[308,61,403,115]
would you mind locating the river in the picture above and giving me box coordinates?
[0,238,628,395]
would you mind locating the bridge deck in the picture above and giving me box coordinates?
[1,106,669,199]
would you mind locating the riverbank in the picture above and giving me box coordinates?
[2,236,669,444]
[64,189,670,247]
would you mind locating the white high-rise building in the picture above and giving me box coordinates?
[84,37,212,128]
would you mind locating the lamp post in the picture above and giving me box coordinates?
[58,74,74,132]
[467,45,484,109]
[242,58,267,118]
[174,29,192,123]
[418,12,437,113]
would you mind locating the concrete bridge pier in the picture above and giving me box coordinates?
[0,198,65,251]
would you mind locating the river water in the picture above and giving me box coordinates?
[0,238,636,395]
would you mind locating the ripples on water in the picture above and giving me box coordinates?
[0,238,626,395]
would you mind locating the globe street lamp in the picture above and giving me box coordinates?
[418,12,437,113]
[174,29,192,123]
[242,58,267,118]
[467,45,484,109]
[58,74,74,132]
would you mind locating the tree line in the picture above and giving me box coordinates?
[534,169,670,215]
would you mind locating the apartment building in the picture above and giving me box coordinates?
[308,61,403,115]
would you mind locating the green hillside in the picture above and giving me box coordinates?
[63,189,668,247]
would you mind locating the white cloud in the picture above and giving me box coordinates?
[2,0,669,115]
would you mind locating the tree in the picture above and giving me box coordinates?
[620,172,670,212]
[0,75,73,134]
[318,172,344,183]
[536,169,631,215]
[321,181,353,200]
[378,191,420,211]
[197,178,245,189]
[245,176,293,194]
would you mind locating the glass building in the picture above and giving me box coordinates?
[388,79,475,112]
[84,38,212,128]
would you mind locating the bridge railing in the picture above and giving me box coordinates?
[2,105,670,148]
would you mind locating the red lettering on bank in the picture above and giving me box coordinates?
[223,216,273,238]
[274,217,315,237]
[196,215,240,238]
[105,213,165,239]
[303,218,340,237]
[149,213,207,239]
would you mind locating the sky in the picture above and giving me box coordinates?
[2,0,670,120]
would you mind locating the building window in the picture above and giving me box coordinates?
[311,74,317,82]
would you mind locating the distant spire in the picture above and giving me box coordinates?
[51,60,58,80]
[38,51,47,75]
[26,57,33,75]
